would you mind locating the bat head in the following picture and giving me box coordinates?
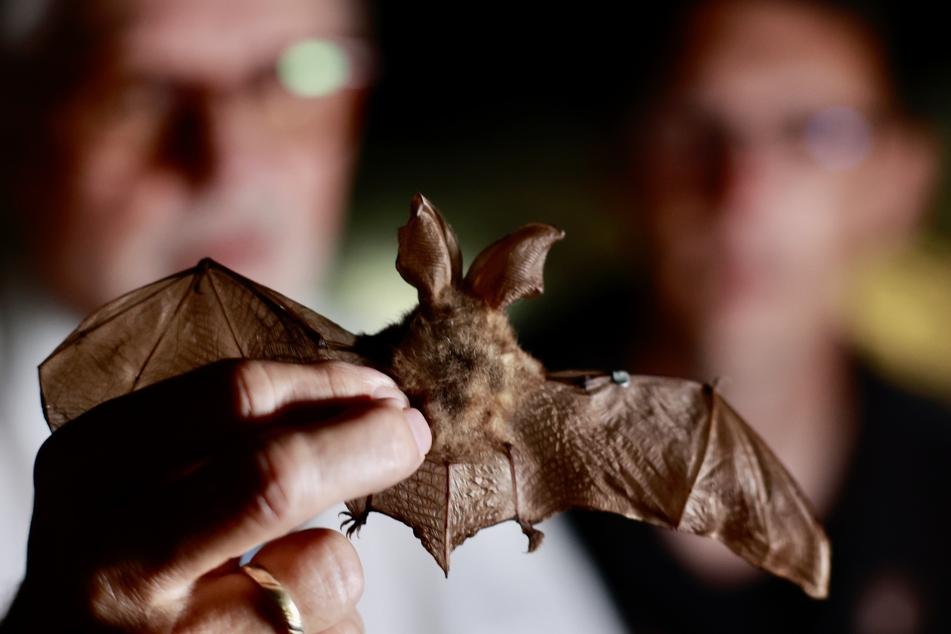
[396,193,565,311]
[387,194,564,456]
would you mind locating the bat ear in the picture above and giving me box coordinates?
[396,194,464,305]
[463,223,564,310]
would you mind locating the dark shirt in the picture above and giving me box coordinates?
[569,368,951,633]
[519,289,951,633]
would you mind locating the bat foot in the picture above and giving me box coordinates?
[520,522,545,552]
[339,508,370,538]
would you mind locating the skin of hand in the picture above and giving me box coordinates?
[0,360,431,633]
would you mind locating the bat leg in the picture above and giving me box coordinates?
[339,495,373,537]
[504,443,546,552]
[519,521,545,552]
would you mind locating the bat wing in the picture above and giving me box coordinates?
[39,258,360,430]
[510,371,831,599]
[344,452,519,575]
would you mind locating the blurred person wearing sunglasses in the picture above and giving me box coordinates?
[528,0,951,632]
[0,1,624,632]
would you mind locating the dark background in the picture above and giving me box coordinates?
[347,0,951,249]
[326,0,951,400]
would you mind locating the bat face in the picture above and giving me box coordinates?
[39,193,831,599]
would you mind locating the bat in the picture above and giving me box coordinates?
[39,193,831,599]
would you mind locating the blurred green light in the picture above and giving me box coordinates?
[277,38,350,98]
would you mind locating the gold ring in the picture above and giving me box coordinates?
[241,562,305,634]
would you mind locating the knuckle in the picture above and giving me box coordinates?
[304,360,361,401]
[32,435,61,484]
[311,532,364,609]
[231,361,277,418]
[314,361,394,399]
[322,360,358,391]
[247,435,308,527]
[85,565,176,631]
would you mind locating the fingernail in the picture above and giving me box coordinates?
[403,408,432,456]
[353,365,397,387]
[372,385,410,408]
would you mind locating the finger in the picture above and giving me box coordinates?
[179,529,363,632]
[320,610,364,634]
[75,359,401,441]
[232,360,405,419]
[37,360,406,489]
[252,529,363,632]
[176,529,363,634]
[153,399,428,581]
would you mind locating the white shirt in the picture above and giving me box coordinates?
[0,281,74,612]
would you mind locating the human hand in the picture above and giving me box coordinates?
[1,360,430,633]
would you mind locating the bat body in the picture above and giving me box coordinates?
[39,194,831,598]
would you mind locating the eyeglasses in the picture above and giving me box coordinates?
[276,37,375,98]
[77,36,376,140]
[649,103,889,175]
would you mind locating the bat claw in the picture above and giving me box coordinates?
[339,509,370,538]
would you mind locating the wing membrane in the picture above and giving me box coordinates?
[346,453,515,574]
[40,259,358,430]
[514,375,830,598]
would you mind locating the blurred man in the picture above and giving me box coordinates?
[529,0,951,632]
[2,0,367,310]
[0,1,384,630]
[0,0,624,631]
